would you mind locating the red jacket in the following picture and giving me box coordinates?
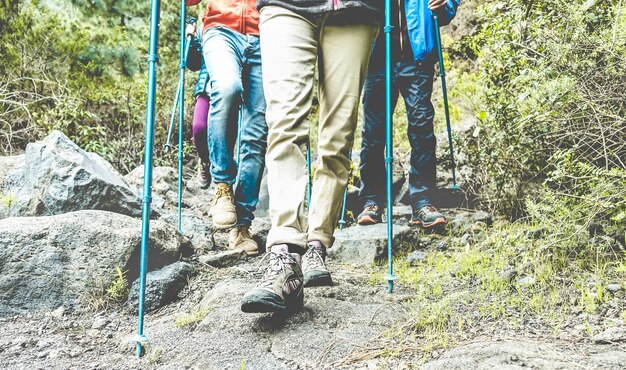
[187,0,259,36]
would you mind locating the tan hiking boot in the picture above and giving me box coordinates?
[228,225,259,256]
[210,183,237,229]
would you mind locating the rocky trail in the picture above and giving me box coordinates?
[1,131,625,369]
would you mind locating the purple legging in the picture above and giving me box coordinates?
[192,95,210,164]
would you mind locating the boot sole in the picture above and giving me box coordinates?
[357,215,381,225]
[241,290,304,313]
[303,270,333,287]
[411,217,447,228]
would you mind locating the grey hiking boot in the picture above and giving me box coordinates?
[228,225,259,256]
[411,205,447,228]
[241,252,304,313]
[210,183,237,229]
[302,242,333,287]
[197,161,211,189]
[357,204,383,225]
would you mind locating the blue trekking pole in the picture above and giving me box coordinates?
[306,139,312,208]
[384,0,397,293]
[433,13,458,189]
[164,20,194,152]
[176,11,194,234]
[338,151,352,229]
[135,0,162,358]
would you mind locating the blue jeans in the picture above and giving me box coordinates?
[359,60,436,211]
[202,26,267,226]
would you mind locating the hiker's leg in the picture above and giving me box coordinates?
[259,6,317,252]
[399,62,437,209]
[192,94,210,164]
[308,18,378,248]
[202,27,244,185]
[234,35,267,227]
[359,66,400,209]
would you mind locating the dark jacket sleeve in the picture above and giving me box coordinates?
[437,0,460,27]
[186,36,203,72]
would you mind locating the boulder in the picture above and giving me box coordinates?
[124,165,177,209]
[128,261,195,313]
[199,250,247,268]
[329,223,419,264]
[0,210,192,315]
[2,131,142,218]
[0,155,24,186]
[407,250,428,266]
[160,213,213,251]
[593,326,626,344]
[424,339,626,370]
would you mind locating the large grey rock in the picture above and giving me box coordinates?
[199,250,247,268]
[2,131,142,218]
[128,261,195,313]
[329,223,418,264]
[0,155,25,218]
[0,155,24,186]
[407,250,428,266]
[140,277,404,369]
[594,326,626,344]
[124,165,177,209]
[0,210,192,315]
[423,340,626,370]
[160,213,213,251]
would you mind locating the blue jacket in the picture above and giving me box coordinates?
[406,0,460,61]
[194,63,209,97]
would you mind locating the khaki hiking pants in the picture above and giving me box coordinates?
[260,5,378,250]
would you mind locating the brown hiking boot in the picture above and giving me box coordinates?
[210,183,237,229]
[228,225,259,256]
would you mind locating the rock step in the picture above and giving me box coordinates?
[0,210,191,315]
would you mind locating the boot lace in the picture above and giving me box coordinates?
[420,205,438,215]
[237,225,252,240]
[258,252,297,289]
[364,205,381,214]
[303,246,326,272]
[211,185,231,206]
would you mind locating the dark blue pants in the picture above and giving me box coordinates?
[359,61,436,211]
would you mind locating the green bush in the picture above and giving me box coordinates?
[1,0,195,173]
[461,0,626,218]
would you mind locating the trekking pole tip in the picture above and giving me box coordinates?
[134,335,149,357]
[385,273,397,293]
[338,220,347,230]
[450,184,460,190]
